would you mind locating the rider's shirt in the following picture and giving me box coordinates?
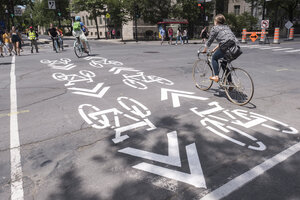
[205,25,238,48]
[48,28,58,37]
[73,22,85,32]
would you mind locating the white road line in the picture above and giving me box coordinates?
[258,47,281,50]
[285,49,300,53]
[200,142,300,200]
[272,48,293,51]
[10,56,24,200]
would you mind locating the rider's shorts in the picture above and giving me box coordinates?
[73,30,87,42]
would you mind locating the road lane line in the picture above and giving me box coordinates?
[200,142,300,200]
[258,47,281,50]
[10,55,24,200]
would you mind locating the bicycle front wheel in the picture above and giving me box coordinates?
[74,40,83,58]
[193,59,213,91]
[224,67,254,106]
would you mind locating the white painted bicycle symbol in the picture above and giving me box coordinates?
[123,72,174,90]
[191,102,298,151]
[78,97,156,143]
[52,70,95,86]
[41,58,76,70]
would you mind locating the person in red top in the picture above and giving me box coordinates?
[168,27,173,45]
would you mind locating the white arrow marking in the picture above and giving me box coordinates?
[133,143,207,188]
[118,131,181,166]
[109,67,140,75]
[68,83,110,98]
[161,88,208,108]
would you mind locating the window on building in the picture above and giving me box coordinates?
[100,17,102,24]
[234,5,240,15]
[91,32,93,36]
[95,32,97,36]
[91,18,93,26]
[100,32,102,36]
[86,15,89,26]
[82,16,85,24]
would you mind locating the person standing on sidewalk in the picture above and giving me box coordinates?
[176,28,183,45]
[183,29,188,44]
[160,27,166,45]
[168,27,173,45]
[28,26,39,53]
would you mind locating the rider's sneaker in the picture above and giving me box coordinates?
[209,76,219,83]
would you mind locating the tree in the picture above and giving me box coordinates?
[72,0,106,39]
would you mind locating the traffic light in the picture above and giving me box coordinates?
[58,9,61,16]
[134,4,140,19]
[11,13,14,18]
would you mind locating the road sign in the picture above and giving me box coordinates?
[48,0,56,9]
[285,21,293,29]
[261,20,269,29]
[106,13,110,19]
[250,33,258,42]
[14,6,22,16]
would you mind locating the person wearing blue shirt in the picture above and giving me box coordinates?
[159,27,165,45]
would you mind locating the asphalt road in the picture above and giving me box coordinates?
[0,38,300,200]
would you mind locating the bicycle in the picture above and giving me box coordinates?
[58,35,64,50]
[51,37,61,53]
[193,46,254,106]
[74,37,90,58]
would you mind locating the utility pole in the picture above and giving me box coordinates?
[262,0,266,20]
[10,0,15,27]
[134,3,139,42]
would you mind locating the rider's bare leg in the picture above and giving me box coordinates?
[81,40,88,52]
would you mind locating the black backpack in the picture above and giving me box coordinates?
[220,39,243,62]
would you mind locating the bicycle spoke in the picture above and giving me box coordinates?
[193,59,213,91]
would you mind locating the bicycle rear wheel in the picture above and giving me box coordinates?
[74,40,83,58]
[224,67,254,106]
[86,41,91,55]
[193,59,213,90]
[54,40,59,53]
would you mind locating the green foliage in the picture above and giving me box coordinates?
[225,12,258,35]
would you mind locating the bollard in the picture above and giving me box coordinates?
[289,27,294,40]
[273,28,280,44]
[260,28,266,44]
[241,28,247,43]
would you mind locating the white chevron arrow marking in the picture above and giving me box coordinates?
[118,131,181,166]
[133,143,207,188]
[109,67,140,74]
[161,88,208,108]
[68,83,110,98]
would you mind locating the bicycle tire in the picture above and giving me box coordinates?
[74,40,83,58]
[86,41,91,55]
[193,59,213,91]
[54,40,59,53]
[224,67,254,106]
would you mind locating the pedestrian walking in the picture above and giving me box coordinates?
[160,27,165,45]
[176,28,183,45]
[168,27,173,45]
[10,26,23,56]
[3,29,13,56]
[183,29,188,44]
[200,26,209,43]
[0,32,4,57]
[28,26,39,53]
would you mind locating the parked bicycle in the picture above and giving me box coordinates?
[193,46,254,106]
[74,37,90,58]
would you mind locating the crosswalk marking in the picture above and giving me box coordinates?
[240,45,300,53]
[272,48,293,51]
[285,49,300,53]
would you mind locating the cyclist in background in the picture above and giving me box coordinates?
[72,16,89,53]
[56,26,64,50]
[48,23,60,51]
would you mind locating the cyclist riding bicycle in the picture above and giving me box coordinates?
[48,23,60,51]
[72,16,89,53]
[56,26,64,50]
[202,14,240,83]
